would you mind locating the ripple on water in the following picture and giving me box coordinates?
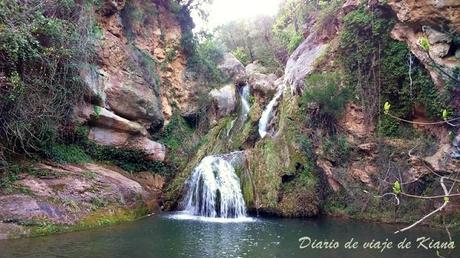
[165,212,258,223]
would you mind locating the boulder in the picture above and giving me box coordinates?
[0,162,158,239]
[105,74,164,129]
[209,84,237,122]
[245,62,278,100]
[424,26,452,58]
[218,53,247,84]
[91,106,148,135]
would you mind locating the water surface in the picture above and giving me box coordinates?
[0,213,458,258]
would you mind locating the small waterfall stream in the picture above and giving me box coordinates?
[182,156,247,218]
[241,84,251,121]
[258,85,285,138]
[226,83,251,137]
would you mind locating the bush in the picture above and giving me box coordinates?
[46,144,91,164]
[0,0,97,154]
[232,47,251,66]
[287,32,303,54]
[184,36,226,84]
[301,72,349,132]
[322,135,350,165]
[338,6,454,134]
[85,144,167,174]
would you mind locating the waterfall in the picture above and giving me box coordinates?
[258,85,285,138]
[226,84,251,137]
[182,156,247,218]
[241,84,251,121]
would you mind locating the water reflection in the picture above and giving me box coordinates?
[0,214,458,258]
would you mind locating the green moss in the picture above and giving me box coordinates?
[30,206,149,237]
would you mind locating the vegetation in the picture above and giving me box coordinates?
[0,0,97,154]
[31,206,149,237]
[300,72,349,133]
[338,6,454,136]
[217,17,283,73]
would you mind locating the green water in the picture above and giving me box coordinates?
[0,213,458,258]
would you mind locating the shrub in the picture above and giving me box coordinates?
[232,47,251,66]
[322,135,350,165]
[156,113,194,151]
[46,144,91,164]
[301,72,349,132]
[185,37,226,84]
[287,32,303,54]
[0,0,97,154]
[338,6,454,134]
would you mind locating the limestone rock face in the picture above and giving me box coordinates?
[388,0,460,88]
[387,0,460,32]
[73,0,200,160]
[88,127,166,161]
[284,33,328,95]
[218,53,247,84]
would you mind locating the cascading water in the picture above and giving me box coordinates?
[174,85,253,221]
[226,84,251,137]
[181,156,247,218]
[240,84,251,121]
[258,85,285,138]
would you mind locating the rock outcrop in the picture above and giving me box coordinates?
[0,163,163,239]
[245,62,278,102]
[73,0,204,160]
[388,0,460,88]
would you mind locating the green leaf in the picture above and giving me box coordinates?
[419,36,430,51]
[392,181,401,194]
[444,196,449,203]
[384,102,391,115]
[442,109,448,120]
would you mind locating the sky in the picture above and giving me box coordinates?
[193,0,283,30]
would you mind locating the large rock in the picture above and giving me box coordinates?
[0,163,161,239]
[284,32,328,95]
[208,84,237,123]
[218,53,247,84]
[245,62,278,100]
[104,72,164,129]
[387,0,460,33]
[89,127,166,161]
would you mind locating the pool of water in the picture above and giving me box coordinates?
[0,213,458,258]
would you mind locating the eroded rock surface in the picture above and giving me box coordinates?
[0,163,163,239]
